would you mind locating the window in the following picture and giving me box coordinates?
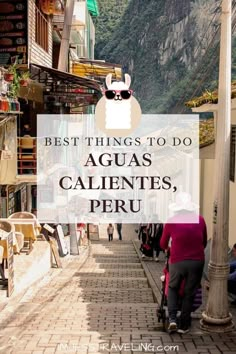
[35,5,49,52]
[230,125,236,182]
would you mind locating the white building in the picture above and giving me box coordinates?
[190,93,236,247]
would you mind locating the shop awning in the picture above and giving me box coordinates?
[72,60,122,81]
[30,63,102,93]
[86,0,99,17]
[19,81,44,103]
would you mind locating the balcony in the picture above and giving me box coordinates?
[35,5,49,52]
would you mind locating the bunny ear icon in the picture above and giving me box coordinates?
[95,73,142,137]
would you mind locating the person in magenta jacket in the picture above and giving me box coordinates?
[160,192,207,334]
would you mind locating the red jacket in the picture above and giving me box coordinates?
[160,213,207,264]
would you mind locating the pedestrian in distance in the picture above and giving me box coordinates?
[138,223,148,244]
[138,215,147,242]
[160,192,207,334]
[116,222,122,240]
[147,216,163,262]
[139,224,148,258]
[107,223,114,242]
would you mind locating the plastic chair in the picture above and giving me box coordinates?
[9,212,40,236]
[0,221,13,280]
[9,212,36,220]
[0,220,23,254]
[8,212,44,254]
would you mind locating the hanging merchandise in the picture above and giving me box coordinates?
[0,1,28,65]
[0,122,13,160]
[39,0,64,15]
[0,144,13,160]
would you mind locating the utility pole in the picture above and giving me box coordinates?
[200,0,234,332]
[57,0,78,254]
[58,0,76,72]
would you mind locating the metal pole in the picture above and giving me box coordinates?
[87,223,90,241]
[58,0,76,72]
[200,0,234,332]
[57,0,77,249]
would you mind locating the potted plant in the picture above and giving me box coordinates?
[8,74,20,99]
[4,65,16,82]
[19,71,30,87]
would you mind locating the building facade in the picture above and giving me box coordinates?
[0,0,99,218]
[191,98,236,247]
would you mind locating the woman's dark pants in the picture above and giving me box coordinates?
[168,260,204,327]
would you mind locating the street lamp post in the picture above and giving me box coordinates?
[200,0,234,332]
[57,0,77,252]
[58,0,76,72]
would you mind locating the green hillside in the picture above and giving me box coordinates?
[94,0,130,59]
[94,0,236,113]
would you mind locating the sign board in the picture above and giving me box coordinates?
[56,225,68,257]
[43,224,55,234]
[69,223,80,255]
[41,224,55,241]
[7,231,14,297]
[49,236,62,268]
[0,0,28,65]
[88,224,99,241]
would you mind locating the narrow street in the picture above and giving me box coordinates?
[0,226,236,354]
[0,227,163,354]
[0,0,236,353]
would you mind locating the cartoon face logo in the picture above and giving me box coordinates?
[95,73,142,137]
[104,73,133,104]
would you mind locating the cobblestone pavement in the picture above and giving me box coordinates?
[132,240,236,322]
[0,225,236,354]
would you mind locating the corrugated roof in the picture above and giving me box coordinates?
[30,64,102,92]
[185,81,236,108]
[72,60,122,80]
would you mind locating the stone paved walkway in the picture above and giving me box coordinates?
[133,240,236,323]
[0,225,236,354]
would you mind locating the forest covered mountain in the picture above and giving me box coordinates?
[94,0,236,113]
[94,0,130,58]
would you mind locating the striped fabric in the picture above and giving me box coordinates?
[192,286,202,312]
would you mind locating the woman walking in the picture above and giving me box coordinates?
[160,192,207,334]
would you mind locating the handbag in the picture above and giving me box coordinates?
[140,243,153,257]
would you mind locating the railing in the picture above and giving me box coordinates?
[35,6,49,52]
[17,137,36,175]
